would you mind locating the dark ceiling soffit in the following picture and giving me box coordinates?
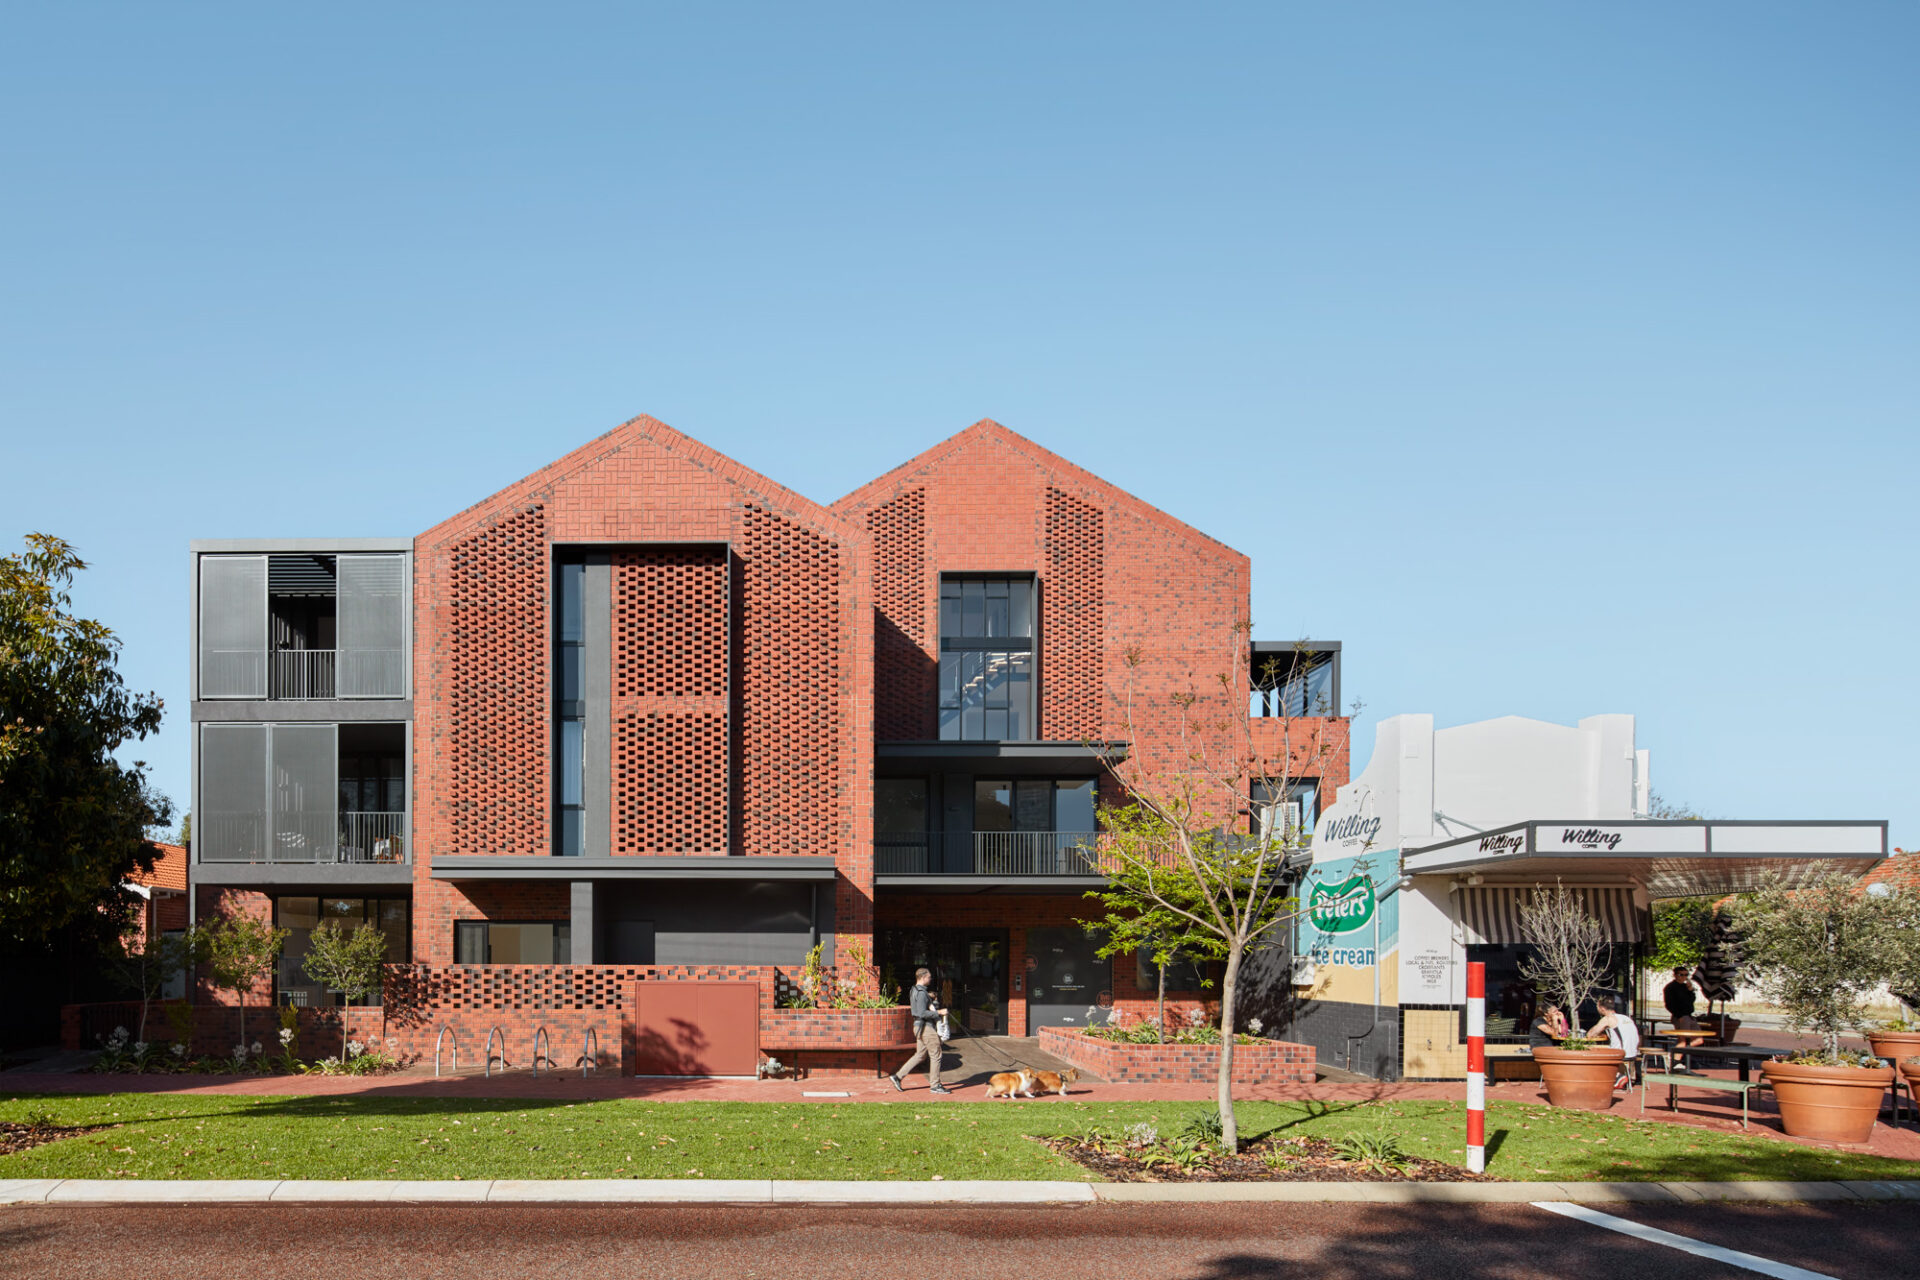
[874,874,1108,895]
[876,741,1128,761]
[430,856,838,881]
[1252,640,1341,654]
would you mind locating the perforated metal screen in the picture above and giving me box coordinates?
[199,556,267,698]
[337,553,406,697]
[271,723,338,862]
[200,723,268,861]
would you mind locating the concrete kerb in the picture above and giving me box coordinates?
[1,1179,1916,1206]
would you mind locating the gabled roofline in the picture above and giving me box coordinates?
[417,414,853,550]
[830,418,1248,566]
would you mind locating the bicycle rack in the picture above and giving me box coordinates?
[579,1027,600,1077]
[531,1025,555,1078]
[434,1024,459,1077]
[484,1026,509,1078]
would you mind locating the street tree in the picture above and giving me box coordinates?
[204,911,289,1048]
[0,534,171,944]
[301,919,391,1007]
[1085,628,1354,1154]
[1518,882,1612,1038]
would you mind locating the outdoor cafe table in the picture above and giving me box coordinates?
[1678,1044,1776,1083]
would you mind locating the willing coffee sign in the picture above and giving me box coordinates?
[1308,875,1375,934]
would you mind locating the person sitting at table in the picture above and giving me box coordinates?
[1663,966,1703,1030]
[1591,994,1641,1090]
[1529,1005,1570,1049]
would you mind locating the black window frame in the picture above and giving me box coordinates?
[937,575,1037,742]
[553,554,587,857]
[454,919,574,966]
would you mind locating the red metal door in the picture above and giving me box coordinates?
[629,981,759,1076]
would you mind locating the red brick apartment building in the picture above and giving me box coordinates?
[182,417,1346,1072]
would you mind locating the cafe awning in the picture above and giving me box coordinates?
[1402,820,1887,899]
[1456,885,1644,944]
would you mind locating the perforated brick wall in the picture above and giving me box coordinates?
[410,416,871,965]
[738,504,840,859]
[1042,486,1104,740]
[613,547,728,699]
[446,504,549,856]
[869,488,934,740]
[611,544,731,854]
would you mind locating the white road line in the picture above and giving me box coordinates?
[1530,1201,1839,1280]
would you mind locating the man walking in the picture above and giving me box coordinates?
[890,967,952,1095]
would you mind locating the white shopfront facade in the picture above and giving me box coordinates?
[1289,712,1887,1081]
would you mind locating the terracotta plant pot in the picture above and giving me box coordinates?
[1865,1030,1920,1063]
[1532,1045,1627,1111]
[1897,1056,1920,1091]
[1761,1059,1895,1145]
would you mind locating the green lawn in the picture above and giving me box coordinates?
[3,1093,1918,1183]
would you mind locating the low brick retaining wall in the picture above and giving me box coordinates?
[760,1006,912,1078]
[1040,1026,1315,1084]
[63,969,910,1078]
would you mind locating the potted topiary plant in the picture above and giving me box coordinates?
[1871,881,1920,1089]
[1519,882,1625,1110]
[1739,871,1897,1144]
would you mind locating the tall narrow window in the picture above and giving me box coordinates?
[555,558,586,856]
[938,577,1035,741]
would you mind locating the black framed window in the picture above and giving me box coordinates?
[1252,779,1318,842]
[274,896,410,1006]
[455,920,572,965]
[554,557,586,856]
[938,577,1035,741]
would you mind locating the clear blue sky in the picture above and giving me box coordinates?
[4,5,1914,846]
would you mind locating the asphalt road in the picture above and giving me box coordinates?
[3,1202,1915,1279]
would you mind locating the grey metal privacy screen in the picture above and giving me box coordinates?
[199,555,267,698]
[200,723,268,861]
[271,723,338,862]
[336,554,406,698]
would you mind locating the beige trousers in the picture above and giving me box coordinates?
[893,1020,944,1088]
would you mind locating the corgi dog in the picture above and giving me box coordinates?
[1030,1067,1080,1096]
[985,1069,1037,1099]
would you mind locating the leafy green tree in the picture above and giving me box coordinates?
[1646,899,1716,972]
[175,812,192,848]
[115,926,209,1044]
[1085,629,1352,1154]
[1,534,171,944]
[204,912,289,1046]
[1737,871,1903,1061]
[301,920,390,1006]
[1086,866,1222,1043]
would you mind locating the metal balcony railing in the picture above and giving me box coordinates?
[338,811,407,863]
[197,810,408,864]
[271,649,336,700]
[875,832,1100,876]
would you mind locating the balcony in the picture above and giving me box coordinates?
[199,811,408,865]
[876,831,1100,877]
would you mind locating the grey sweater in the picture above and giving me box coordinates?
[910,985,942,1023]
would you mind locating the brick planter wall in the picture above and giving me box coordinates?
[760,1006,912,1078]
[1039,1026,1315,1085]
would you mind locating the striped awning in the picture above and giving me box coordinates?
[1457,887,1645,945]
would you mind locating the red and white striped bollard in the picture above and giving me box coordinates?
[1466,960,1486,1173]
